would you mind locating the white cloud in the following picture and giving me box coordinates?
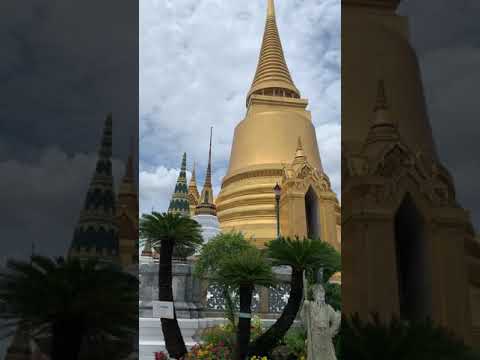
[139,163,183,216]
[140,0,341,206]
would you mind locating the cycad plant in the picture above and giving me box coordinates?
[216,247,274,360]
[340,313,480,360]
[248,236,341,357]
[139,211,203,359]
[0,255,138,360]
[194,232,255,326]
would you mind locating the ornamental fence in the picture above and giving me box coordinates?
[139,259,292,319]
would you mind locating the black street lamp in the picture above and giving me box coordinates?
[274,183,282,238]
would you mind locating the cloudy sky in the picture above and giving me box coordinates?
[399,0,480,230]
[139,0,341,216]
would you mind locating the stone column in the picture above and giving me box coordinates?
[318,192,339,247]
[281,190,307,238]
[259,286,270,315]
[428,213,472,344]
[342,211,399,323]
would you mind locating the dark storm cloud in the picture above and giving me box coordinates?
[399,0,480,231]
[0,2,138,355]
[0,0,138,162]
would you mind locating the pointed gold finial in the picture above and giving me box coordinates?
[188,161,200,209]
[366,80,399,144]
[204,127,213,187]
[190,161,197,185]
[267,0,275,17]
[374,79,388,111]
[196,127,217,216]
[295,137,306,160]
[247,0,300,106]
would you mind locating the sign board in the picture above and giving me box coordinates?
[152,301,174,319]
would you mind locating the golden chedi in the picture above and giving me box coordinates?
[216,0,340,250]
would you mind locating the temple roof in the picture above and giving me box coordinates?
[69,114,119,257]
[168,153,190,216]
[246,0,300,105]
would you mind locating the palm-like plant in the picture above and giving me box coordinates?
[194,232,255,326]
[340,313,480,360]
[0,255,138,360]
[139,211,202,359]
[216,247,274,360]
[248,237,341,357]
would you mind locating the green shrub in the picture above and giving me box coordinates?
[339,313,480,360]
[283,327,306,359]
[200,323,236,349]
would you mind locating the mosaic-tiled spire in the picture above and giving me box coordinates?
[195,128,217,216]
[69,113,119,260]
[168,152,190,216]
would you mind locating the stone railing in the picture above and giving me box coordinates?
[139,258,292,319]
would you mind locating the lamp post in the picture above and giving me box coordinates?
[273,183,281,238]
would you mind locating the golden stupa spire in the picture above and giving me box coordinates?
[188,161,200,204]
[189,161,198,189]
[366,80,399,144]
[372,79,396,127]
[204,127,213,189]
[374,79,388,111]
[267,0,275,16]
[246,0,300,105]
[295,137,305,158]
[196,127,217,216]
[119,139,136,195]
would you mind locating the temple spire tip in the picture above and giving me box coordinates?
[267,0,275,17]
[374,79,388,111]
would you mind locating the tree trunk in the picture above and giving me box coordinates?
[235,284,254,360]
[158,240,187,359]
[223,285,236,327]
[248,268,303,357]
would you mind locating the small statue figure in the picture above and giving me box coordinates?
[301,270,341,360]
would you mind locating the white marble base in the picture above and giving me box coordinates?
[192,214,220,243]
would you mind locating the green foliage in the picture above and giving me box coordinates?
[283,327,306,359]
[0,255,138,359]
[266,236,341,309]
[250,315,264,341]
[215,247,274,288]
[139,211,203,259]
[194,232,254,280]
[200,323,236,350]
[339,313,480,360]
[266,237,340,277]
[324,282,341,311]
[194,232,254,325]
[200,316,265,352]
